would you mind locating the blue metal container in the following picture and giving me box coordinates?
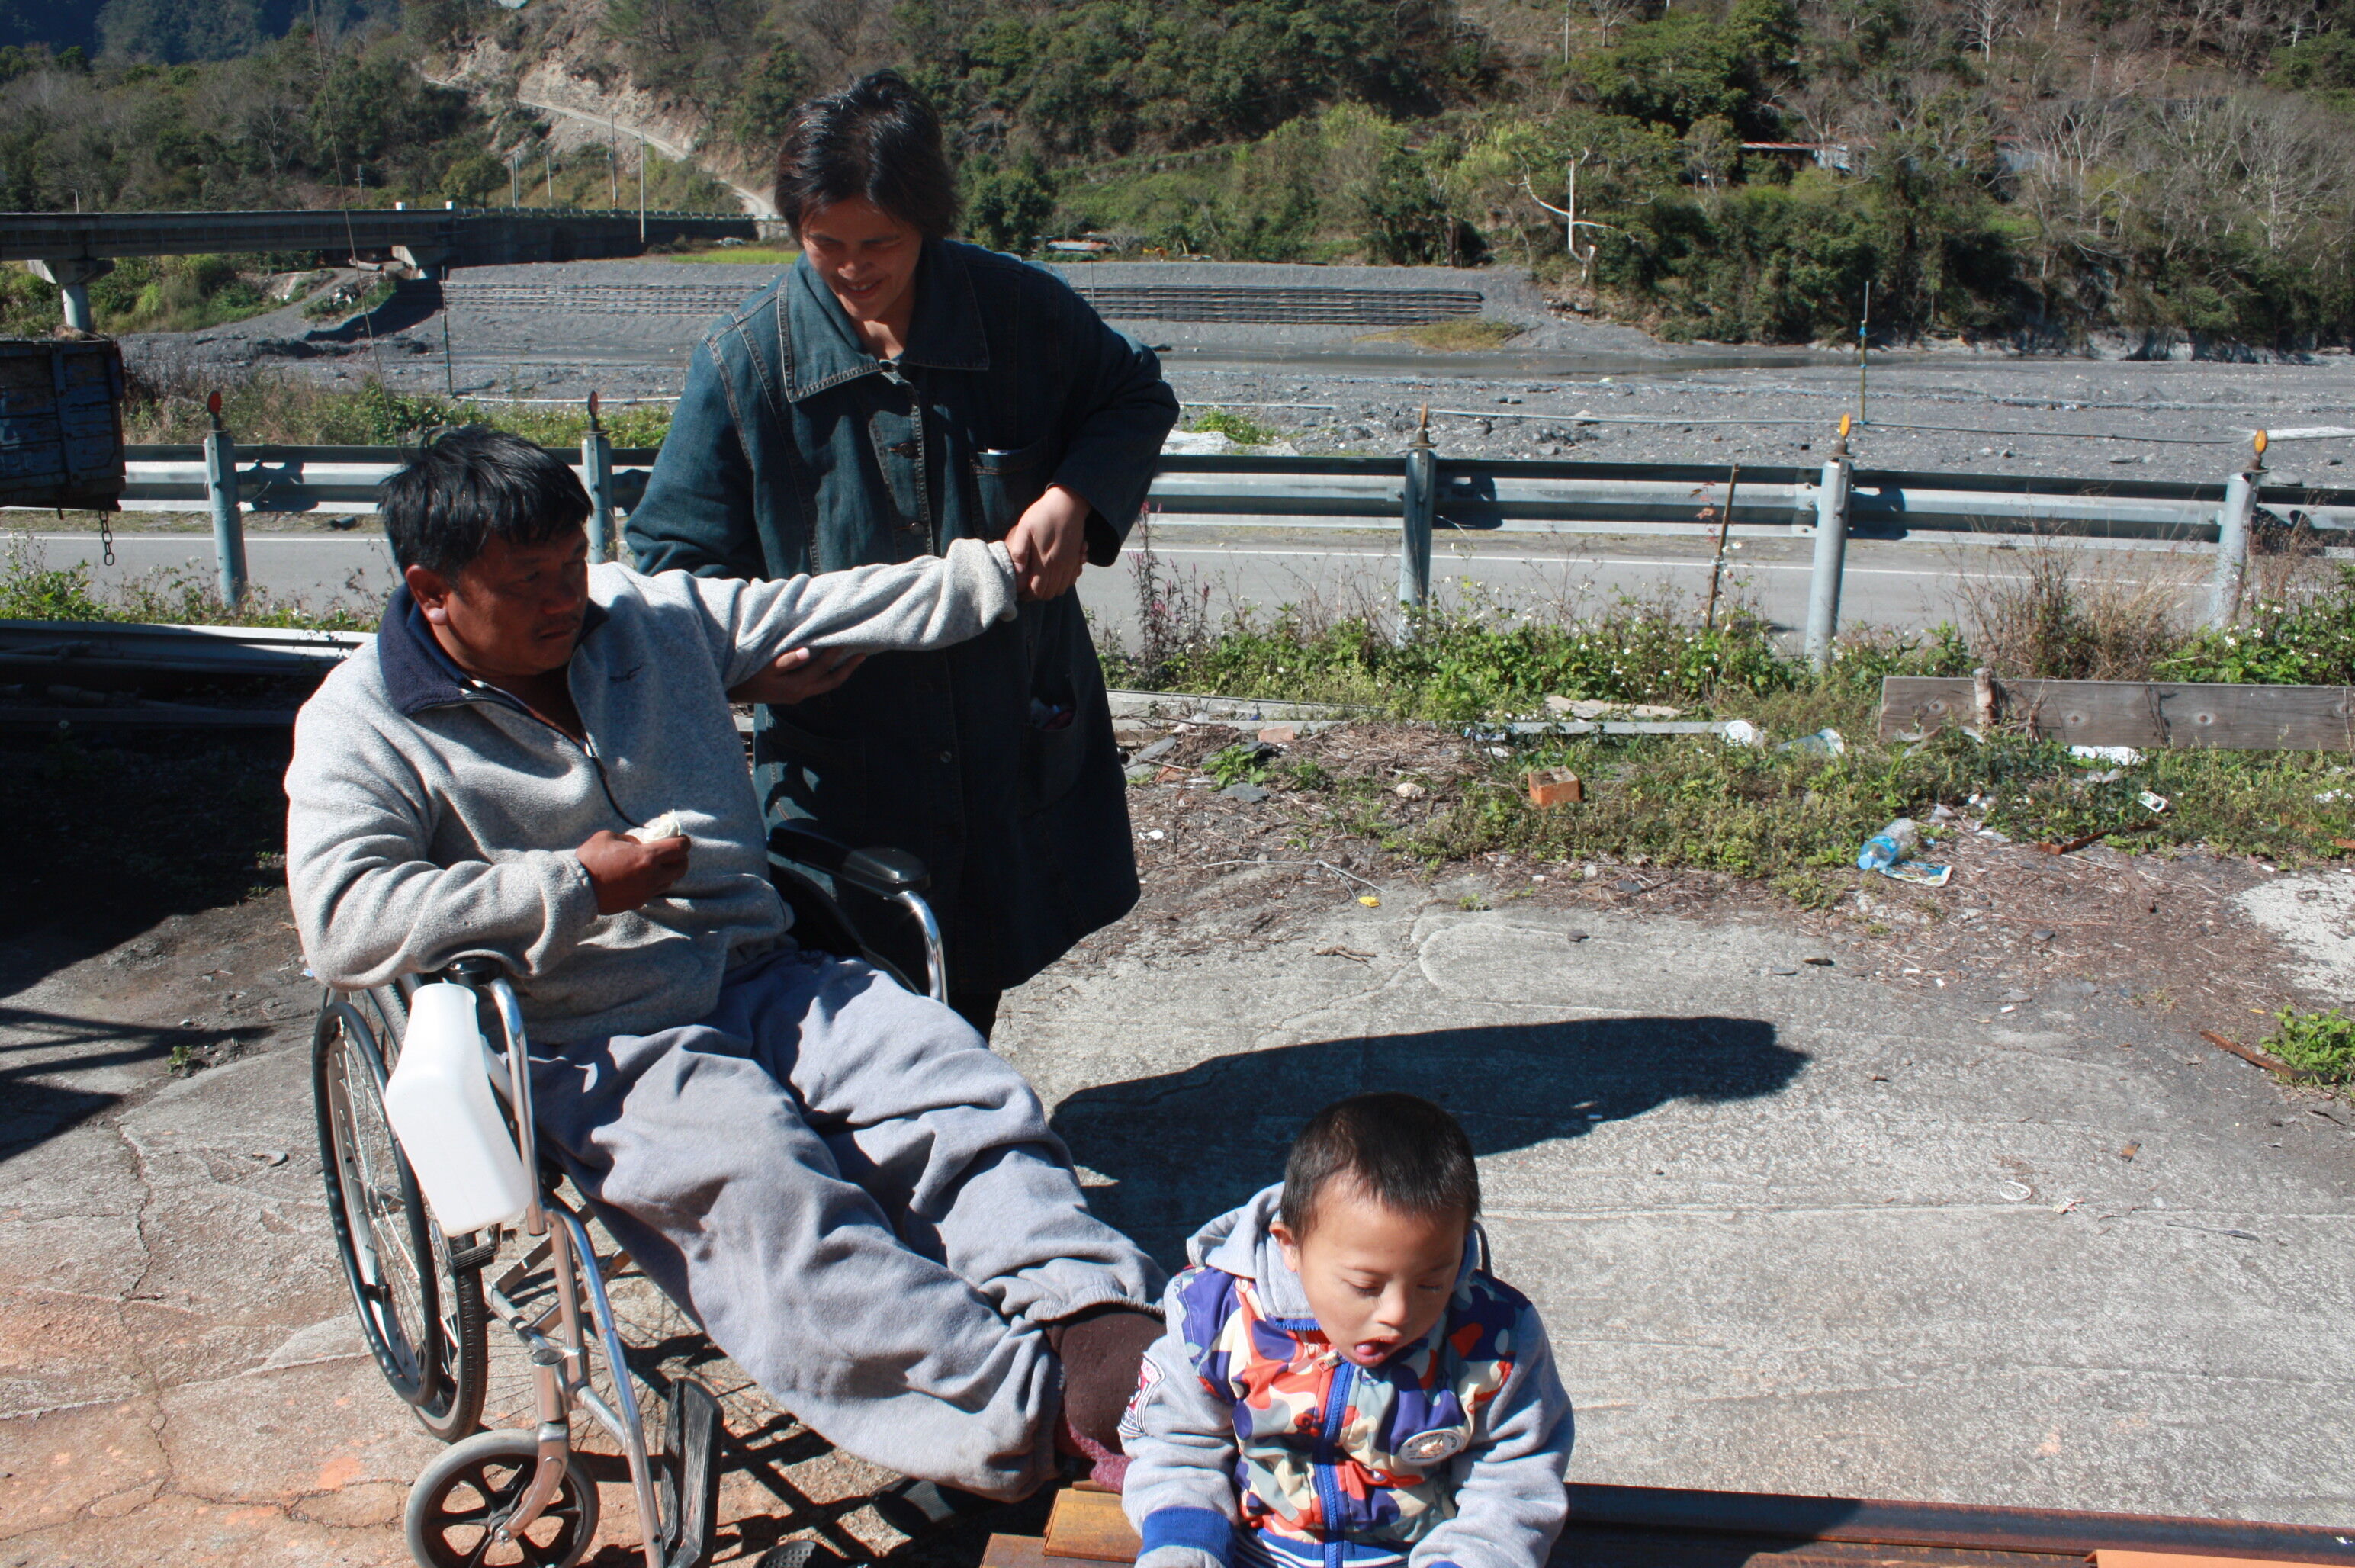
[0,338,126,511]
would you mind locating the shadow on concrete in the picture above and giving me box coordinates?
[0,1006,243,1163]
[1054,1014,1806,1264]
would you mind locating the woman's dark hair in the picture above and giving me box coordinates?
[380,426,590,577]
[1280,1093,1480,1240]
[774,69,960,239]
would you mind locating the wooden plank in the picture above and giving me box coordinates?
[1014,1484,2353,1567]
[1879,677,2355,750]
[981,1531,1060,1568]
[2091,1544,2326,1554]
[1566,1485,2355,1563]
[1044,1486,1142,1562]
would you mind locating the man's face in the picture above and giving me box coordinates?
[406,525,590,681]
[1271,1181,1467,1368]
[798,197,921,334]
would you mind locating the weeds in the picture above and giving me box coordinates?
[2269,1007,2355,1085]
[1187,409,1282,447]
[1357,319,1527,352]
[1,532,380,631]
[2159,566,2355,686]
[120,368,675,449]
[1205,743,1270,788]
[1952,536,2199,680]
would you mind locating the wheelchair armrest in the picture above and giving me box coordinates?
[768,821,931,897]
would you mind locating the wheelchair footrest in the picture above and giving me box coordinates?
[664,1375,724,1568]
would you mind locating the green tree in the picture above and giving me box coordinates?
[964,156,1056,252]
[441,151,504,205]
[732,45,810,149]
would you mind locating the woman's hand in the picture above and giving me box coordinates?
[1004,484,1093,599]
[728,647,867,705]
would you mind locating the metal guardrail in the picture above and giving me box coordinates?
[85,445,2355,540]
[14,435,2353,655]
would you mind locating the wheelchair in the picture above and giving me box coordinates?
[310,821,944,1568]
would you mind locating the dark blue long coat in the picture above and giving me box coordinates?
[625,240,1180,993]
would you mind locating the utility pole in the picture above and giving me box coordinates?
[509,156,519,207]
[638,137,647,242]
[609,117,619,207]
[545,145,554,206]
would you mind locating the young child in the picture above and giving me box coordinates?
[1121,1093,1573,1568]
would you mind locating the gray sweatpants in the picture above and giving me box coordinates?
[528,946,1163,1498]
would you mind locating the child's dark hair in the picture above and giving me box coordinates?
[774,69,961,239]
[380,426,590,577]
[1280,1093,1480,1239]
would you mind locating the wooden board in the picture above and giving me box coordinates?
[1043,1486,1142,1563]
[2100,1544,2317,1554]
[1879,677,2355,751]
[996,1483,2355,1568]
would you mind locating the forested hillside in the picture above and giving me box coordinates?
[8,0,2355,348]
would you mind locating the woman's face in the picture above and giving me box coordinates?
[799,197,922,339]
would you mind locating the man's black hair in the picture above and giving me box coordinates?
[379,426,591,578]
[774,69,960,239]
[1280,1093,1480,1239]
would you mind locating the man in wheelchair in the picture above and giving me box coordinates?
[285,428,1163,1509]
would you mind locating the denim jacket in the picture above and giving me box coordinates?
[626,242,1179,993]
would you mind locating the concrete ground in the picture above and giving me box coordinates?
[4,723,2353,1563]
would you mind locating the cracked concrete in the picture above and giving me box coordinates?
[6,857,2353,1564]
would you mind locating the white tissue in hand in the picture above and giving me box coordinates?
[626,811,685,843]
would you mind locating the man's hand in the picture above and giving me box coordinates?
[577,830,689,914]
[1004,484,1093,600]
[728,646,867,705]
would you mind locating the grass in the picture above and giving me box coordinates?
[2,530,381,631]
[2269,1008,2355,1085]
[1187,409,1283,447]
[122,372,675,449]
[661,246,802,266]
[1104,538,2355,885]
[1356,319,1528,352]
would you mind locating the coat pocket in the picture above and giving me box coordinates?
[972,436,1054,541]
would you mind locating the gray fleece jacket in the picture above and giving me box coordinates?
[285,540,1015,1042]
[1122,1186,1573,1568]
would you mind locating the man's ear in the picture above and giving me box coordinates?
[404,564,455,623]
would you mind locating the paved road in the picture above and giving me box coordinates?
[17,524,2214,644]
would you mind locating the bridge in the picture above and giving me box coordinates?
[2,206,763,329]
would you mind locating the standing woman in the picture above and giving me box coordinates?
[627,71,1178,1039]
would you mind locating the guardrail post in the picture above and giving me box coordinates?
[1400,405,1435,612]
[582,391,615,563]
[1803,415,1853,668]
[203,391,247,607]
[2208,430,2265,628]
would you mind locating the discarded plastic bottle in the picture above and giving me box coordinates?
[1855,818,1920,872]
[383,983,532,1237]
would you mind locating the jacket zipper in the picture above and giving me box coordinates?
[1311,1354,1355,1568]
[458,683,640,829]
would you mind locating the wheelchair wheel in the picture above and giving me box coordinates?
[314,995,487,1442]
[405,1428,601,1568]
